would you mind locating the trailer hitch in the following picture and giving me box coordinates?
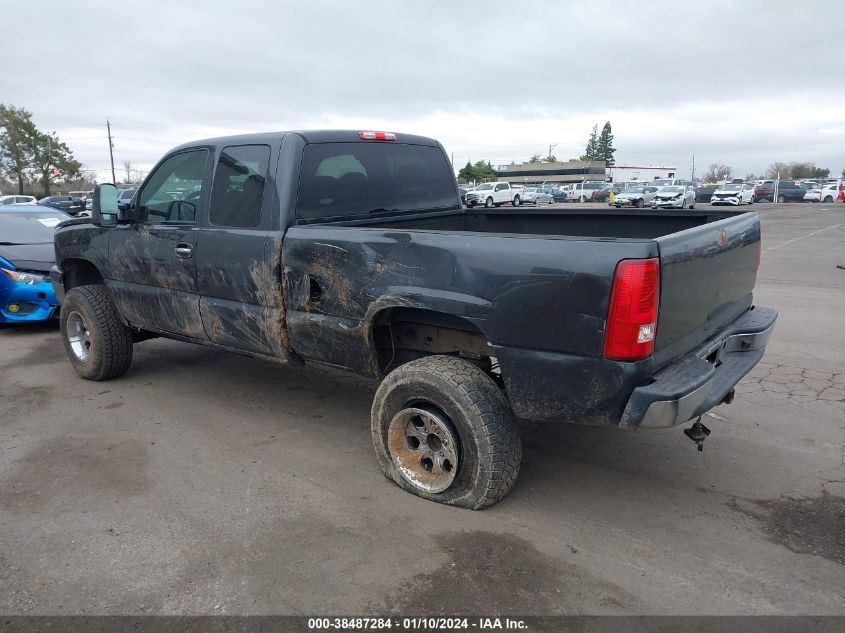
[684,417,711,452]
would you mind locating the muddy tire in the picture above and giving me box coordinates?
[60,285,133,381]
[371,355,521,510]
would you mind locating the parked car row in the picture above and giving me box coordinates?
[459,177,843,209]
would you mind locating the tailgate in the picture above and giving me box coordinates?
[653,212,760,367]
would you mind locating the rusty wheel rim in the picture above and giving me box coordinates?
[387,407,460,494]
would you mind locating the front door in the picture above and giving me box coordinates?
[108,148,211,339]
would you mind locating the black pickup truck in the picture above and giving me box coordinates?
[51,130,777,509]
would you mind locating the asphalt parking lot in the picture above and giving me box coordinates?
[1,202,843,616]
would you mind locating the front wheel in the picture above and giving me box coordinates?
[777,195,785,203]
[823,195,833,203]
[635,198,644,208]
[371,356,521,509]
[60,285,133,380]
[484,197,494,208]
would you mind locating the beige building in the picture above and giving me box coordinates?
[496,160,607,186]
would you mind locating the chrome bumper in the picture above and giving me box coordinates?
[620,306,778,429]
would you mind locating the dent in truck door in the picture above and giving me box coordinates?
[108,148,210,339]
[195,144,286,357]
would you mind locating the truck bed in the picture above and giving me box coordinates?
[288,206,760,376]
[318,207,747,241]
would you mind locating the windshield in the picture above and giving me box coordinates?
[624,187,645,193]
[0,210,68,245]
[721,184,742,191]
[475,184,493,191]
[652,179,673,186]
[296,143,459,219]
[661,186,682,193]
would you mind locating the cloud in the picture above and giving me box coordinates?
[4,0,843,180]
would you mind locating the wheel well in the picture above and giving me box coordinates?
[63,259,104,291]
[372,307,497,378]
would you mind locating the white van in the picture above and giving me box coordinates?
[568,181,608,203]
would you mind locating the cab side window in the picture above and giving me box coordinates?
[209,145,271,228]
[137,149,208,223]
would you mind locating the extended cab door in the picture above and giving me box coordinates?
[107,148,211,339]
[195,143,285,357]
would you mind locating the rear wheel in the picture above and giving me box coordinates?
[635,198,644,208]
[777,195,785,203]
[485,197,494,208]
[60,285,133,381]
[512,195,521,207]
[371,356,521,509]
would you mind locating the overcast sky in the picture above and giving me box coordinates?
[5,0,844,182]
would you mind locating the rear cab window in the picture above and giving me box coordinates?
[209,144,271,228]
[295,142,459,221]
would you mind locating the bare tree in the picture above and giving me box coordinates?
[765,162,790,179]
[123,160,142,184]
[703,163,732,182]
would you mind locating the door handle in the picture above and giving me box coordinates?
[175,243,193,259]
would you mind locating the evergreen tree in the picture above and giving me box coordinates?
[580,125,599,161]
[596,121,616,166]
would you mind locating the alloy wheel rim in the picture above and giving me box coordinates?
[66,311,91,362]
[387,406,460,494]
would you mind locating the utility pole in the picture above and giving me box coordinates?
[548,143,558,162]
[691,154,695,183]
[106,118,116,183]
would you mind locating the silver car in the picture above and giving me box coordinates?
[651,185,696,210]
[610,186,658,208]
[521,187,554,205]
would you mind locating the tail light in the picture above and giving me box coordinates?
[358,131,397,141]
[603,258,660,361]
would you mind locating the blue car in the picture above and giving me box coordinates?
[0,205,71,324]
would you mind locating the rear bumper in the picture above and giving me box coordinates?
[620,306,777,429]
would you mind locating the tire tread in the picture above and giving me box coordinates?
[372,355,521,509]
[61,285,133,380]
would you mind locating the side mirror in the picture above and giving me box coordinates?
[91,184,119,226]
